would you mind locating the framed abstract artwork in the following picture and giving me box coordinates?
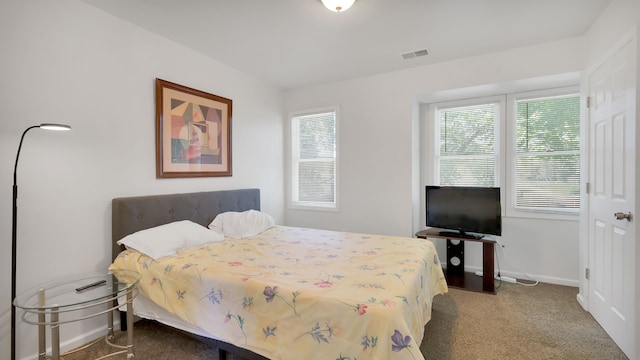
[155,78,232,178]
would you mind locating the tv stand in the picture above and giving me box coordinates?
[438,230,484,240]
[416,228,496,294]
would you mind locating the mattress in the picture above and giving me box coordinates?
[110,225,447,360]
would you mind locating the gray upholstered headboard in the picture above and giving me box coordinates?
[111,189,261,260]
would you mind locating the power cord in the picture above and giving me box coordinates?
[494,245,502,290]
[495,239,539,287]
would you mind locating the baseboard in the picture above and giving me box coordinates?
[20,323,111,360]
[576,293,588,310]
[63,326,108,352]
[450,265,580,288]
[515,273,579,287]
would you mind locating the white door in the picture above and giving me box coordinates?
[587,35,636,359]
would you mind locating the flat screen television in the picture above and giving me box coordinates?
[425,186,501,239]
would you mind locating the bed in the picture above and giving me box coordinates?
[110,189,447,360]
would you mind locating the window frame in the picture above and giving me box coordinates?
[505,86,580,220]
[427,87,581,222]
[289,106,339,211]
[430,95,506,190]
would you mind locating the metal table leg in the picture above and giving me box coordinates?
[51,305,60,360]
[126,290,135,359]
[38,289,46,360]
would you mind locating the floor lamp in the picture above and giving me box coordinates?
[11,123,71,360]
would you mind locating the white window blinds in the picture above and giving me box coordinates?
[291,110,336,208]
[514,94,580,211]
[437,102,500,187]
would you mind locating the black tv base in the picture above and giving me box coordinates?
[416,228,496,295]
[438,230,485,240]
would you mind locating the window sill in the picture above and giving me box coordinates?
[289,202,339,212]
[505,208,579,221]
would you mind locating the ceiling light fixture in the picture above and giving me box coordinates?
[321,0,356,12]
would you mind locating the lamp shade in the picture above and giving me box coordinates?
[40,123,72,131]
[321,0,356,12]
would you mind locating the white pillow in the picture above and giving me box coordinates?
[117,220,224,260]
[208,210,275,239]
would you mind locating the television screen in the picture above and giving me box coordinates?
[425,186,501,238]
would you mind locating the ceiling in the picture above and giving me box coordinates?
[82,0,612,90]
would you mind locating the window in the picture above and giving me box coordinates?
[429,87,580,219]
[510,91,580,213]
[290,108,337,210]
[434,98,501,187]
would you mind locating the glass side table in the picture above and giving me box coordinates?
[13,271,140,360]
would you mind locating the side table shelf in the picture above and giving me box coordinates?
[416,228,496,294]
[13,271,140,360]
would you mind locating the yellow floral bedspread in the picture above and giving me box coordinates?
[110,226,448,360]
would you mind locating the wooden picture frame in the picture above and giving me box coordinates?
[155,78,232,178]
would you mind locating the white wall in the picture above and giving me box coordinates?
[284,37,586,287]
[584,0,640,67]
[0,0,284,358]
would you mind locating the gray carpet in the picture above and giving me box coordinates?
[63,282,628,359]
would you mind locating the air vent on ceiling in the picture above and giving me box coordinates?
[401,49,429,60]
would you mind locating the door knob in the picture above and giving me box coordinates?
[614,211,632,221]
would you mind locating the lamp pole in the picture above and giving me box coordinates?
[11,123,71,360]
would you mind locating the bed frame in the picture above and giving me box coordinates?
[111,188,267,360]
